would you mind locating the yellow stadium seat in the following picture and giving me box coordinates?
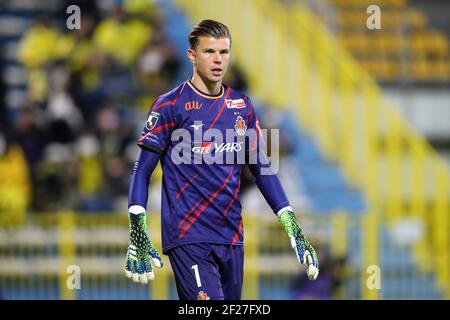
[380,59,400,80]
[407,9,427,30]
[386,34,403,55]
[332,0,450,82]
[410,59,433,81]
[411,33,428,56]
[433,32,449,57]
[432,60,450,80]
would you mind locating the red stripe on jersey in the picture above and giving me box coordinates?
[208,87,230,129]
[152,83,185,111]
[138,122,177,143]
[179,166,235,239]
[231,219,243,245]
[216,180,241,223]
[207,98,218,112]
[247,97,253,123]
[176,173,201,199]
[151,122,177,134]
[178,195,207,229]
[153,99,175,111]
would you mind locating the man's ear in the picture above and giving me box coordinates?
[187,48,195,64]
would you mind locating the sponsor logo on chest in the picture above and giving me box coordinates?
[192,142,213,154]
[192,142,243,154]
[225,98,246,109]
[185,100,202,111]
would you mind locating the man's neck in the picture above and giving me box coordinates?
[190,74,222,96]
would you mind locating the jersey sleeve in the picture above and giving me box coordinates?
[245,96,274,176]
[245,97,263,153]
[137,97,178,154]
[244,96,265,162]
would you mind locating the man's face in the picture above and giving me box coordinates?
[188,36,230,84]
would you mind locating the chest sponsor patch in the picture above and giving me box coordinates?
[185,100,202,111]
[225,99,246,109]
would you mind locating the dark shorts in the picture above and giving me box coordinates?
[167,243,244,300]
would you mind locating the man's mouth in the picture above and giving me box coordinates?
[211,68,222,76]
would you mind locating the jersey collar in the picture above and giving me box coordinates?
[187,79,224,99]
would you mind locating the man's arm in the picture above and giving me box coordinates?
[244,96,318,279]
[128,149,160,209]
[124,149,164,284]
[247,152,319,280]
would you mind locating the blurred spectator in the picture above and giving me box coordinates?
[75,132,110,212]
[47,65,84,132]
[18,16,76,104]
[33,141,78,211]
[0,130,31,226]
[10,1,187,213]
[224,64,248,93]
[0,53,6,130]
[18,16,74,69]
[92,5,150,67]
[12,105,46,169]
[11,105,47,211]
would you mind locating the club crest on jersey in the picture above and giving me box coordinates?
[146,111,159,131]
[225,99,246,109]
[234,116,247,136]
[197,291,210,300]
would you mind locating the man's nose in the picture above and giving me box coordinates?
[213,52,222,64]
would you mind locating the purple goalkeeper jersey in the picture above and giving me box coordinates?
[137,80,261,253]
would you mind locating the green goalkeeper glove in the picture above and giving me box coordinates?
[124,210,163,284]
[279,210,319,280]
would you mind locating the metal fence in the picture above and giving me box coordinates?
[0,211,445,299]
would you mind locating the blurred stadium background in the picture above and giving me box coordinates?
[0,0,449,300]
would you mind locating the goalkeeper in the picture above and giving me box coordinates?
[124,19,319,300]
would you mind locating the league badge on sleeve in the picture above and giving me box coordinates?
[234,115,247,136]
[146,111,159,131]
